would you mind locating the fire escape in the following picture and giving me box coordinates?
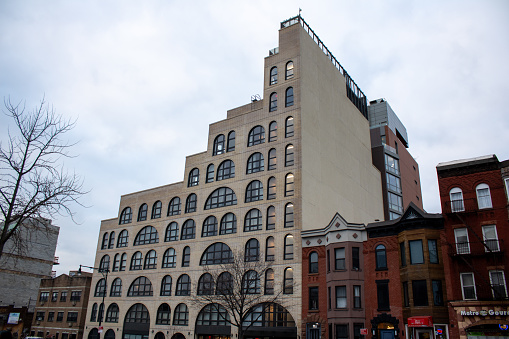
[442,198,507,301]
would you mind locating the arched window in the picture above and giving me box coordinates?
[101,233,109,249]
[108,232,115,249]
[151,201,162,219]
[269,92,277,112]
[246,180,263,203]
[119,207,132,225]
[90,303,97,322]
[99,255,110,272]
[284,234,294,260]
[206,164,215,183]
[188,168,199,187]
[376,244,387,269]
[227,131,236,152]
[112,254,120,272]
[197,273,214,295]
[248,126,265,147]
[110,278,122,297]
[244,209,262,232]
[182,246,190,267]
[267,177,276,200]
[217,160,235,181]
[173,303,189,326]
[285,203,294,228]
[138,204,148,221]
[286,61,294,79]
[266,206,276,230]
[125,303,149,324]
[245,238,260,262]
[156,303,171,325]
[200,243,233,265]
[104,329,116,339]
[105,303,119,323]
[247,152,264,174]
[285,87,294,107]
[185,193,197,213]
[134,226,159,246]
[160,275,172,296]
[242,270,260,294]
[162,248,176,268]
[269,121,277,142]
[205,187,237,209]
[285,144,294,166]
[220,213,237,234]
[266,237,275,261]
[265,269,274,295]
[216,272,233,295]
[476,183,492,209]
[202,216,218,237]
[117,230,128,248]
[181,219,196,240]
[284,268,294,294]
[268,148,276,170]
[197,304,230,326]
[449,187,464,212]
[176,274,191,296]
[95,279,106,297]
[144,250,157,269]
[285,116,294,137]
[285,173,294,196]
[168,197,181,216]
[309,251,319,273]
[128,277,153,297]
[130,251,143,270]
[270,66,278,85]
[165,222,179,242]
[119,253,127,271]
[213,134,225,155]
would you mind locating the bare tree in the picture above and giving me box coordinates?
[0,97,86,259]
[192,249,292,339]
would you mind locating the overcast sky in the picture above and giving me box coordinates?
[1,0,508,276]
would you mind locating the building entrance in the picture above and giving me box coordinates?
[380,330,395,339]
[416,329,433,339]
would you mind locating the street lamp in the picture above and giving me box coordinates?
[79,264,109,339]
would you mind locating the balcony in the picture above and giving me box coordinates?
[442,198,479,214]
[450,239,504,256]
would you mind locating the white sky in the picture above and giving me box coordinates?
[1,0,508,276]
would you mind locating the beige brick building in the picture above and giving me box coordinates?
[84,16,383,339]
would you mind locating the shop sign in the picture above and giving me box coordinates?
[460,310,508,316]
[360,329,368,335]
[408,316,433,327]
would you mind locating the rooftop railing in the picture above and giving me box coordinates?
[281,15,368,119]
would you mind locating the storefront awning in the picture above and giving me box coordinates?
[408,316,433,327]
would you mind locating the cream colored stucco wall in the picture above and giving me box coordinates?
[298,26,384,230]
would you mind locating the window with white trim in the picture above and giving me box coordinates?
[482,225,499,252]
[460,272,476,300]
[476,183,492,209]
[449,187,464,212]
[489,270,507,299]
[454,228,470,254]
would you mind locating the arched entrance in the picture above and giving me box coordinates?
[123,303,150,339]
[466,323,509,339]
[195,304,231,339]
[88,329,99,339]
[242,302,297,339]
[104,329,115,339]
[170,334,185,339]
[370,313,400,339]
[154,332,165,339]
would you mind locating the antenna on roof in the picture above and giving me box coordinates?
[299,8,302,16]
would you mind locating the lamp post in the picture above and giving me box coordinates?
[79,265,109,339]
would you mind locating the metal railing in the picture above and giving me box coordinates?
[451,239,504,256]
[280,15,368,119]
[442,198,479,214]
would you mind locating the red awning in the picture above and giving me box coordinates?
[408,316,433,327]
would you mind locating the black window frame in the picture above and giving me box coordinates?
[138,203,148,221]
[217,160,235,181]
[247,125,265,147]
[162,248,176,268]
[245,180,264,203]
[285,87,294,107]
[185,193,197,213]
[165,222,179,242]
[181,219,196,240]
[134,226,159,246]
[247,152,265,174]
[188,168,199,187]
[167,197,181,216]
[219,212,237,235]
[151,201,162,219]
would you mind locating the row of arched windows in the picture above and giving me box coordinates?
[269,88,293,112]
[212,131,236,156]
[118,173,295,225]
[449,183,493,212]
[93,267,294,299]
[270,61,294,86]
[110,203,295,249]
[89,301,295,329]
[100,236,294,275]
